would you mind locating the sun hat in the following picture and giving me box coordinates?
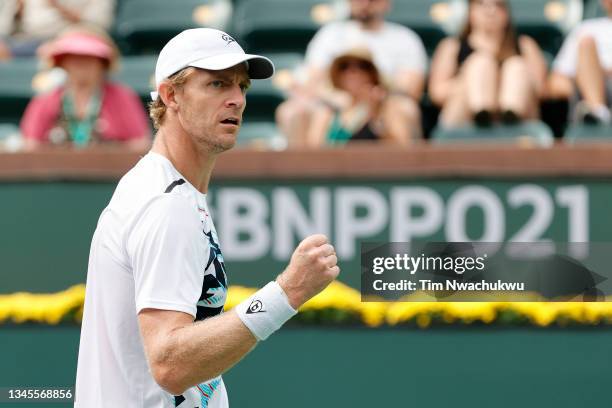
[151,28,275,100]
[42,27,118,69]
[329,47,384,90]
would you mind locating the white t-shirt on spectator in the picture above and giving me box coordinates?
[21,0,115,39]
[553,17,612,77]
[305,20,427,78]
[75,152,229,408]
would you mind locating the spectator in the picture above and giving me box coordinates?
[548,0,612,125]
[20,26,151,150]
[276,0,426,146]
[428,0,547,128]
[0,0,19,60]
[307,47,411,146]
[0,0,114,59]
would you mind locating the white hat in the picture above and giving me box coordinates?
[151,28,274,100]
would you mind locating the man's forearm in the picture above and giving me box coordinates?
[144,310,257,395]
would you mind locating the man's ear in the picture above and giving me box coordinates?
[159,82,179,112]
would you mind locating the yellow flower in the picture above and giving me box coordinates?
[2,283,612,328]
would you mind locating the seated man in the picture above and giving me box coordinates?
[548,0,612,125]
[276,0,427,146]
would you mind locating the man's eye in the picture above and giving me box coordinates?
[240,84,250,93]
[210,80,224,88]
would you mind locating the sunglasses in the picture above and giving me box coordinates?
[338,60,374,72]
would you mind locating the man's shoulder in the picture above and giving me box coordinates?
[580,17,612,32]
[567,17,611,37]
[109,153,183,214]
[381,21,422,41]
[314,20,353,37]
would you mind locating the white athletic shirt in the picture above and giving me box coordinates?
[304,20,427,78]
[75,151,229,408]
[553,17,612,77]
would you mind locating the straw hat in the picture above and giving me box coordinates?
[329,47,384,90]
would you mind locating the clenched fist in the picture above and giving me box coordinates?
[276,234,340,309]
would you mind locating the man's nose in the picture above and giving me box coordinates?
[225,84,246,109]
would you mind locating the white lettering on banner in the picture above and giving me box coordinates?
[336,187,388,258]
[390,187,444,243]
[218,188,270,260]
[507,185,555,258]
[557,186,589,258]
[446,186,504,246]
[208,184,589,262]
[272,188,330,259]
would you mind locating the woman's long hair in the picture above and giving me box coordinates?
[459,0,520,61]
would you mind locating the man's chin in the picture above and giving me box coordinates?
[207,135,237,154]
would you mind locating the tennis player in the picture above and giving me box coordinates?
[74,28,340,408]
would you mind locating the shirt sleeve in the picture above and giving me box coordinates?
[305,24,339,69]
[127,194,208,318]
[393,29,427,74]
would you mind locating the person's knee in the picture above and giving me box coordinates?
[276,98,315,129]
[463,51,497,73]
[501,55,529,76]
[276,99,298,124]
[384,95,421,122]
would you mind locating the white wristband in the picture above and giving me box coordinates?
[235,281,297,341]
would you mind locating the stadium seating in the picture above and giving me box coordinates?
[243,52,303,122]
[508,0,582,56]
[565,123,612,143]
[112,55,157,103]
[232,0,346,54]
[583,0,606,18]
[0,58,40,124]
[0,0,604,147]
[386,0,464,56]
[114,0,232,54]
[431,120,555,147]
[0,123,20,140]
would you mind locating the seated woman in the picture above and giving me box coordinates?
[428,0,547,128]
[548,0,612,125]
[306,47,419,147]
[20,26,150,150]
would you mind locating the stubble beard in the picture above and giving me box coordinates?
[196,130,237,154]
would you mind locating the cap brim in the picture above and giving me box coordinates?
[188,53,275,79]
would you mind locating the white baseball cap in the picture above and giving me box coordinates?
[150,28,274,100]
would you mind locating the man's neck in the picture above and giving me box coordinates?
[151,123,217,194]
[357,18,384,31]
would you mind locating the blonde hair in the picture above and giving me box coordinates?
[148,67,196,130]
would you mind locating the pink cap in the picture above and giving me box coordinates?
[46,32,115,66]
